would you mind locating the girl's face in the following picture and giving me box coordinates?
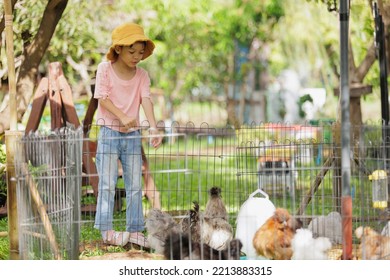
[115,42,146,68]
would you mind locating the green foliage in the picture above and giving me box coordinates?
[27,161,48,177]
[0,144,6,199]
[79,246,125,258]
[0,0,384,127]
[0,0,108,89]
[306,0,338,11]
[298,94,314,118]
[2,0,382,125]
[44,0,107,84]
[10,0,47,58]
[0,218,9,260]
[103,0,286,108]
[0,143,5,162]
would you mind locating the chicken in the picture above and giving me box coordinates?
[355,226,390,260]
[381,221,390,237]
[308,211,342,244]
[163,232,242,260]
[180,201,202,243]
[201,186,233,250]
[145,208,181,254]
[252,208,301,260]
[146,186,234,254]
[291,228,332,260]
[181,187,233,250]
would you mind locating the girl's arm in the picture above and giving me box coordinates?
[99,98,137,131]
[141,97,162,148]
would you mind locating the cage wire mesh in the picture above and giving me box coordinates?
[233,121,390,260]
[78,122,241,256]
[14,127,83,260]
[12,121,390,259]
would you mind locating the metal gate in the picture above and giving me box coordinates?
[14,127,83,260]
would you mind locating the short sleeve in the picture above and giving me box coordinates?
[94,62,112,100]
[139,69,152,99]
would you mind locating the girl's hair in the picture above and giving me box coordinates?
[109,41,148,62]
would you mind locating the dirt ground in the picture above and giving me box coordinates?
[80,250,164,260]
[80,248,347,260]
[79,241,165,260]
[78,241,356,260]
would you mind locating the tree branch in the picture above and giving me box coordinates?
[0,0,69,135]
[353,41,376,83]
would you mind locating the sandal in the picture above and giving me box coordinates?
[102,230,130,246]
[129,232,149,248]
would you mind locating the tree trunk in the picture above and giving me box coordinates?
[249,39,268,123]
[0,0,68,135]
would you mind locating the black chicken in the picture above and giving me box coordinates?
[163,232,242,260]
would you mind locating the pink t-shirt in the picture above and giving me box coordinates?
[94,61,151,131]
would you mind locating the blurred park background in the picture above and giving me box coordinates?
[1,0,390,260]
[0,0,387,134]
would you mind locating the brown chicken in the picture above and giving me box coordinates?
[252,208,301,260]
[355,226,390,260]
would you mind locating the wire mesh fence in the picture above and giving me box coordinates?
[12,121,390,260]
[14,127,83,260]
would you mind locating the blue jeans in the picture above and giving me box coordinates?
[94,126,144,232]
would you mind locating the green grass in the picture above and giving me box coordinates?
[0,218,9,260]
[79,244,126,258]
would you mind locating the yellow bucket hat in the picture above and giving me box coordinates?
[106,22,155,61]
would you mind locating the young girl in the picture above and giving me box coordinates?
[93,22,162,247]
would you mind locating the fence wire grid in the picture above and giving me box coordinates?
[12,121,390,260]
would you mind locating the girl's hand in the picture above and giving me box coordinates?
[149,127,163,148]
[120,116,137,131]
